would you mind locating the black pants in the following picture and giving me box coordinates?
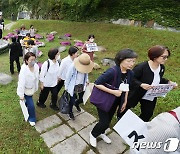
[0,29,2,39]
[10,57,21,74]
[38,86,58,106]
[117,98,157,122]
[91,97,121,138]
[139,98,157,122]
[69,91,84,113]
[56,80,64,94]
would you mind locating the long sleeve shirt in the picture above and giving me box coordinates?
[65,63,88,96]
[17,63,39,98]
[39,59,60,87]
[59,55,73,81]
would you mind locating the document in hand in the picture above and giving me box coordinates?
[83,83,94,105]
[19,100,29,121]
[86,43,98,52]
[144,84,174,98]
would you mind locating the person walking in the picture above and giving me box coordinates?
[57,46,79,94]
[119,45,177,122]
[89,49,137,148]
[0,12,4,39]
[37,48,60,111]
[65,53,94,120]
[17,52,39,126]
[9,37,21,74]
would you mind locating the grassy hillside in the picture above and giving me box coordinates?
[0,20,179,153]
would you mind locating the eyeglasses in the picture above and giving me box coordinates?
[160,55,168,60]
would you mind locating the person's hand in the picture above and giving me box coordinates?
[140,83,152,90]
[120,102,127,112]
[40,83,44,90]
[113,90,122,97]
[20,97,24,101]
[168,81,178,89]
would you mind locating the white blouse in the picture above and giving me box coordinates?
[17,63,39,98]
[39,59,60,87]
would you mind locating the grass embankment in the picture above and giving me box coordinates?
[0,19,179,153]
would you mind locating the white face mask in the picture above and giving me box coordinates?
[56,55,60,60]
[89,38,94,43]
[29,60,36,67]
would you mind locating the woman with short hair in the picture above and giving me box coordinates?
[121,45,177,122]
[17,52,39,126]
[37,48,61,111]
[89,49,137,148]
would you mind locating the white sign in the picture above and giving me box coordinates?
[113,110,147,153]
[144,84,174,98]
[86,43,98,52]
[19,100,29,121]
[83,83,94,105]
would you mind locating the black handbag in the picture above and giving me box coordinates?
[58,91,70,114]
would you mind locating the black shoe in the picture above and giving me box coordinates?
[50,105,59,111]
[37,102,46,108]
[75,104,81,112]
[69,112,75,120]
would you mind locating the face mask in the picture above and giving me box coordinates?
[89,38,94,43]
[56,55,60,60]
[29,60,36,67]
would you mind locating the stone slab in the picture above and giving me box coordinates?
[51,134,88,154]
[124,149,130,154]
[0,73,13,85]
[58,108,85,121]
[97,132,126,154]
[86,149,96,154]
[68,112,96,132]
[40,124,74,148]
[78,123,111,143]
[35,115,62,133]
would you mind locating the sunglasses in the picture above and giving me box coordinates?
[160,55,169,60]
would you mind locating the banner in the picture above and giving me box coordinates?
[86,43,98,52]
[19,100,29,121]
[113,110,147,153]
[144,84,174,98]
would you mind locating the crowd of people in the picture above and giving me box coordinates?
[4,22,178,150]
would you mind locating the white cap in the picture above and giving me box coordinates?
[0,12,2,16]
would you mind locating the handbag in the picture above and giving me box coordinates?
[24,87,35,96]
[90,67,117,112]
[58,90,70,114]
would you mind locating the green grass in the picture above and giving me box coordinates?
[0,19,180,153]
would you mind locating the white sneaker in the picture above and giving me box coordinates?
[99,134,111,144]
[29,121,35,126]
[89,132,97,147]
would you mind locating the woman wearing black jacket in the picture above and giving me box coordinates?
[119,45,177,122]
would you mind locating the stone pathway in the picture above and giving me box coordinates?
[4,22,16,30]
[0,73,13,85]
[35,108,128,154]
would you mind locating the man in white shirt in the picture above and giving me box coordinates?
[56,46,79,94]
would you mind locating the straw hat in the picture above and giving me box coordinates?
[74,53,94,73]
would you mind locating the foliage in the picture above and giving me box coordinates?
[0,0,179,28]
[0,20,179,153]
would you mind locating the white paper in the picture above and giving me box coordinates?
[144,84,174,98]
[19,100,29,121]
[86,43,98,52]
[83,83,94,105]
[113,110,147,150]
